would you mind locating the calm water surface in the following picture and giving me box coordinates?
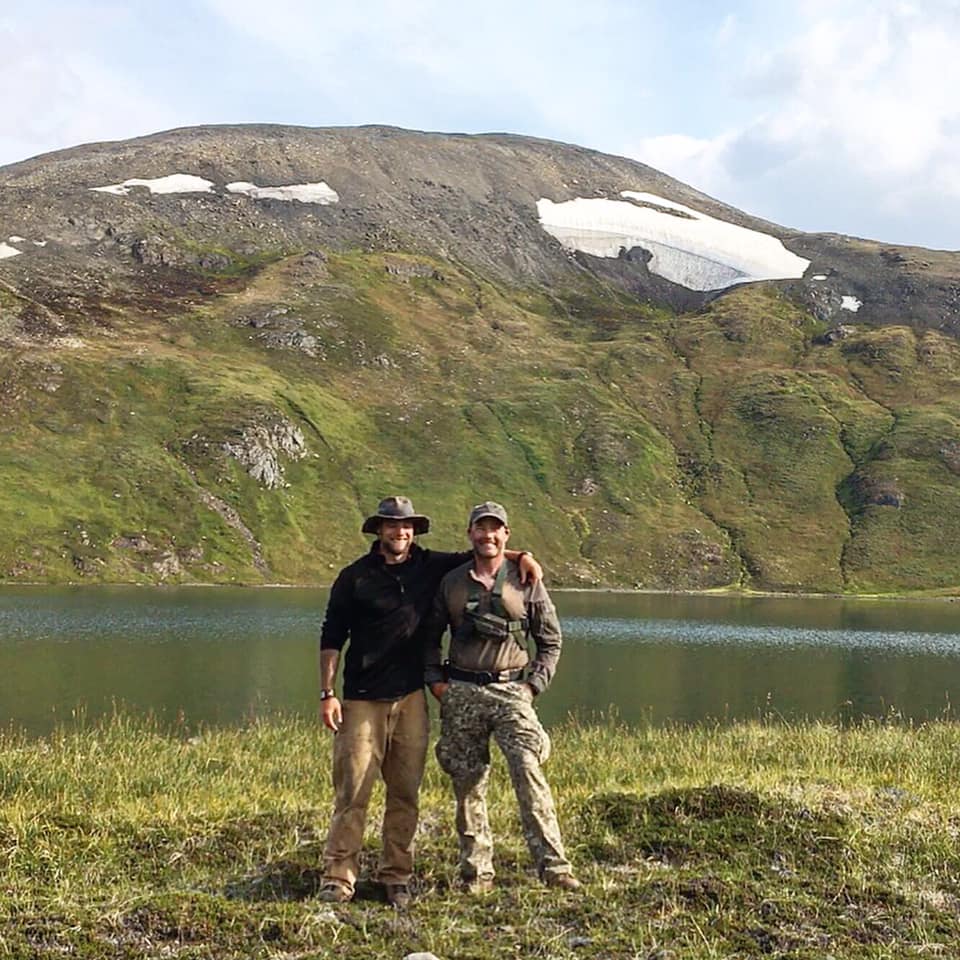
[2,586,960,735]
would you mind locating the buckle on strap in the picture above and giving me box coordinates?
[445,663,524,685]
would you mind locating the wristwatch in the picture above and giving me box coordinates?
[320,688,337,700]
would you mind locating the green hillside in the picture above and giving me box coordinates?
[2,248,959,593]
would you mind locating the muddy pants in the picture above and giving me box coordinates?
[435,680,572,882]
[322,690,429,893]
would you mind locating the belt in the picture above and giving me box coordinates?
[445,664,524,685]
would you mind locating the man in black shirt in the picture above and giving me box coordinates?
[317,496,540,908]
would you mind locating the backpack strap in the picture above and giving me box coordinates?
[490,559,509,614]
[456,561,528,644]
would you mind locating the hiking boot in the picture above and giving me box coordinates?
[317,882,353,903]
[462,877,495,895]
[385,883,412,910]
[544,872,582,892]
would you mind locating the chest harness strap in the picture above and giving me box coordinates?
[457,561,529,644]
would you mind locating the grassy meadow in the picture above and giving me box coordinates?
[2,712,960,958]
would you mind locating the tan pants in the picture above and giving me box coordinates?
[322,690,429,892]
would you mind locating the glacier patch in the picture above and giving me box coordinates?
[537,192,810,292]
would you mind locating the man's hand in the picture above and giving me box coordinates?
[430,681,449,702]
[518,552,543,584]
[321,696,342,732]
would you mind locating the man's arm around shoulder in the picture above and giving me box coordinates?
[426,547,542,584]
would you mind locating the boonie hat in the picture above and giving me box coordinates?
[468,501,509,527]
[361,496,431,536]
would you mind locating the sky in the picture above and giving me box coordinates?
[1,0,958,250]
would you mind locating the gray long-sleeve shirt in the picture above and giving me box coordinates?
[424,558,563,695]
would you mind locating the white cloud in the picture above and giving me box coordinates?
[630,133,736,202]
[198,0,650,138]
[626,1,960,248]
[714,12,738,46]
[0,8,183,165]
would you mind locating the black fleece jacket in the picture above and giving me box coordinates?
[320,542,470,700]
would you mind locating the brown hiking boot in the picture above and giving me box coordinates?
[544,872,582,892]
[385,883,412,910]
[462,877,495,895]
[318,882,353,903]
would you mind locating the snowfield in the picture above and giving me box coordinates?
[90,174,340,205]
[226,181,339,204]
[537,192,810,292]
[91,175,216,195]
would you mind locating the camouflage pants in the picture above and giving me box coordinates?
[435,680,572,882]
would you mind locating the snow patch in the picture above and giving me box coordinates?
[88,174,340,205]
[226,181,339,204]
[0,242,22,260]
[841,296,862,312]
[91,174,215,195]
[33,240,47,247]
[7,235,25,243]
[537,192,810,292]
[812,274,827,280]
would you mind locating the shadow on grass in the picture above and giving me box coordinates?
[578,783,847,869]
[573,784,960,955]
[224,844,390,903]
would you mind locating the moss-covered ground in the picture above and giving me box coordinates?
[2,713,960,958]
[2,249,960,593]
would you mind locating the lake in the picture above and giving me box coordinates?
[2,586,960,735]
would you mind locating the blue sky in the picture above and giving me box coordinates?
[2,0,959,250]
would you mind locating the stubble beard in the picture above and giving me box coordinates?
[381,538,411,560]
[474,542,502,559]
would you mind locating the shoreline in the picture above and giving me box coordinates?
[556,585,960,602]
[1,579,958,601]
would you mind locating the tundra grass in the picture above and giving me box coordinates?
[2,712,960,958]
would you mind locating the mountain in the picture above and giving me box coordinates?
[1,124,959,592]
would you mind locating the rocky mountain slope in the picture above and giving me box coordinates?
[1,124,958,592]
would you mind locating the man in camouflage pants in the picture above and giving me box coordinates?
[318,496,542,910]
[425,501,580,893]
